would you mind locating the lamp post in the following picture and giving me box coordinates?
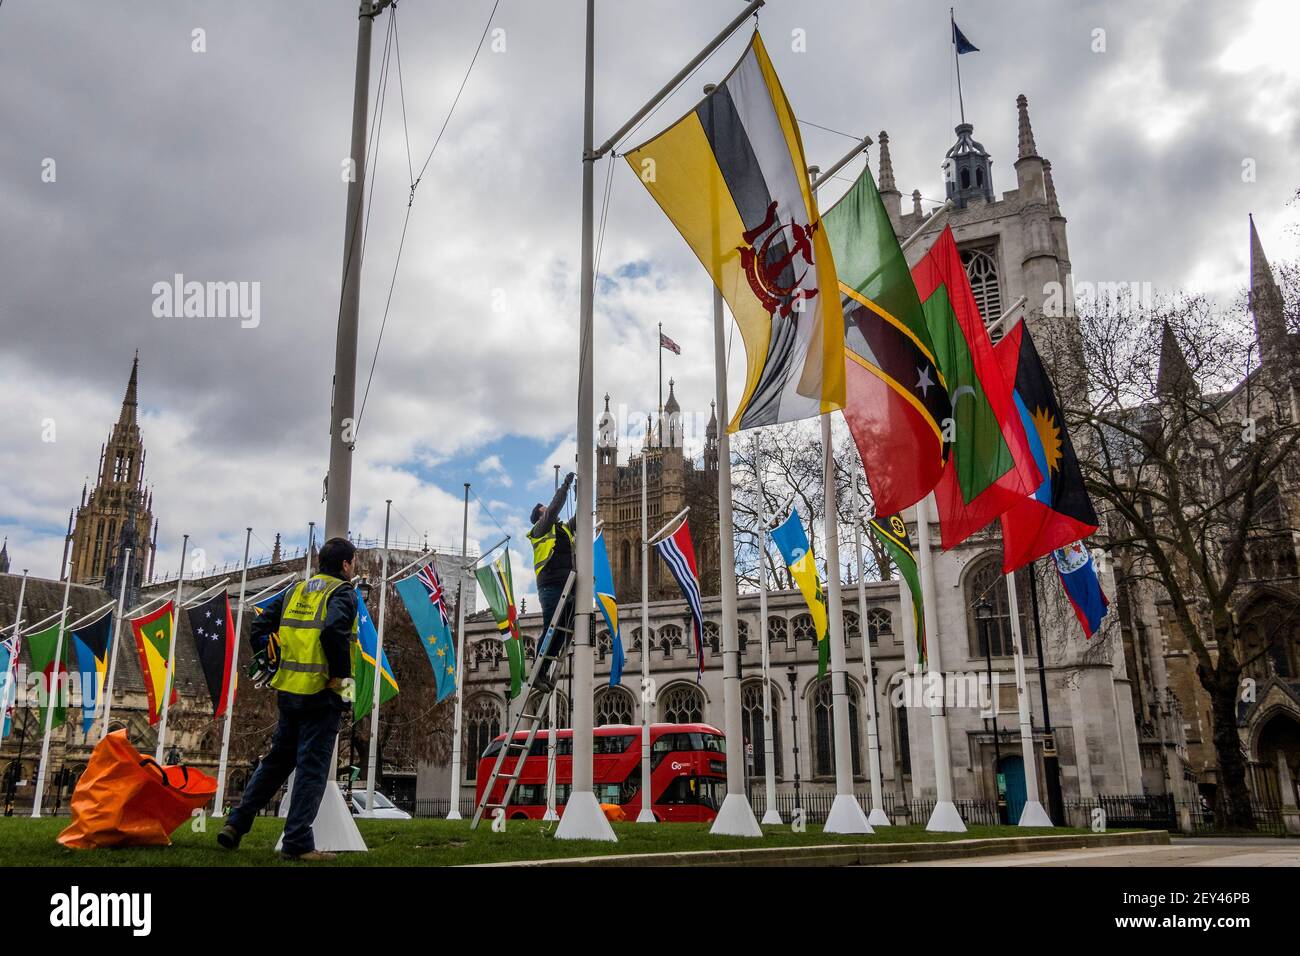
[976,597,1006,824]
[786,665,801,817]
[5,715,28,816]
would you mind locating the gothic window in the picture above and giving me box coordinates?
[791,613,818,644]
[631,626,652,653]
[867,608,892,644]
[960,246,1004,338]
[965,555,1030,658]
[92,520,105,577]
[474,638,505,670]
[741,680,783,778]
[620,540,631,590]
[737,620,749,655]
[596,629,612,662]
[896,693,912,774]
[464,695,503,781]
[522,634,537,661]
[960,167,971,190]
[703,620,720,655]
[527,690,570,729]
[811,677,861,778]
[594,686,635,726]
[767,616,788,645]
[660,682,705,724]
[659,624,683,658]
[843,609,859,646]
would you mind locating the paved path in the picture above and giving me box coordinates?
[879,838,1300,867]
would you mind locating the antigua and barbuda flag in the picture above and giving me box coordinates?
[71,610,113,734]
[593,529,625,687]
[653,517,705,676]
[130,603,179,725]
[625,32,845,431]
[770,508,829,676]
[394,562,457,703]
[352,589,399,721]
[187,593,236,719]
[1053,540,1109,638]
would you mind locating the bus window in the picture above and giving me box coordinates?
[594,734,636,755]
[482,740,503,760]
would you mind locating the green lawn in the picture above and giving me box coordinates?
[0,816,1091,867]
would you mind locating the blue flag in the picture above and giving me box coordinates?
[394,563,458,703]
[71,611,113,735]
[1053,540,1109,638]
[0,638,15,740]
[594,530,624,687]
[952,19,979,54]
[353,589,399,721]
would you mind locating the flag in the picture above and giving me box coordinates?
[996,322,1099,571]
[594,530,625,687]
[659,331,682,355]
[394,562,458,703]
[1053,541,1109,638]
[952,19,979,54]
[27,621,71,732]
[71,611,113,734]
[770,509,829,676]
[625,32,845,431]
[868,514,927,668]
[352,589,399,721]
[653,518,705,676]
[186,593,236,719]
[823,165,951,514]
[475,551,525,699]
[913,226,1039,549]
[130,602,179,725]
[1,636,19,739]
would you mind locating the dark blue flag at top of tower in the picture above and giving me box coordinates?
[952,18,979,54]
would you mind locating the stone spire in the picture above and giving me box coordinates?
[1016,94,1038,159]
[1014,94,1047,202]
[1249,214,1288,360]
[272,533,282,563]
[877,130,897,192]
[0,538,9,575]
[1044,159,1060,215]
[597,391,617,449]
[1157,321,1195,397]
[118,350,139,428]
[911,189,923,217]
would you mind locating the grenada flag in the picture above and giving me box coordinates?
[131,602,179,724]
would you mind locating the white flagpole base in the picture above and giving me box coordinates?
[824,793,874,834]
[1017,800,1054,827]
[446,808,463,820]
[274,781,368,853]
[555,790,618,841]
[635,807,657,823]
[543,808,561,821]
[925,800,967,832]
[761,808,784,825]
[709,793,763,837]
[866,807,892,827]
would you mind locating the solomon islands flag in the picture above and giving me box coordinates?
[353,589,399,721]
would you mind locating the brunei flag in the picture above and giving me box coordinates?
[131,602,179,725]
[625,32,845,431]
[823,166,951,515]
[71,611,113,734]
[770,508,830,676]
[187,593,236,719]
[996,322,1098,571]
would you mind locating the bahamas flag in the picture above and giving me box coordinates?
[1053,541,1109,638]
[131,603,179,725]
[71,611,113,735]
[625,32,845,431]
[27,621,71,732]
[475,552,525,699]
[770,509,829,676]
[393,563,457,703]
[353,589,399,721]
[594,530,625,687]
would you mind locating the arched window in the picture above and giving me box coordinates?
[867,608,892,644]
[737,619,749,655]
[791,613,818,644]
[965,555,1030,658]
[702,620,720,655]
[464,695,503,781]
[596,629,611,662]
[960,167,971,190]
[767,616,788,645]
[474,638,505,670]
[525,690,570,729]
[660,624,683,658]
[620,540,631,586]
[960,246,1003,338]
[631,626,652,653]
[741,680,783,778]
[594,686,635,726]
[522,634,537,661]
[843,609,859,646]
[810,677,861,778]
[660,682,705,724]
[1239,594,1300,681]
[975,166,985,187]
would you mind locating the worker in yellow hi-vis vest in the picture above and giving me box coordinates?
[528,471,575,692]
[218,537,357,862]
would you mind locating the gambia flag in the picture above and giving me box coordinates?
[823,165,951,515]
[131,602,179,725]
[868,514,926,668]
[26,621,71,732]
[912,226,1040,549]
[71,611,113,734]
[186,593,236,719]
[770,509,830,676]
[352,589,399,721]
[475,552,525,699]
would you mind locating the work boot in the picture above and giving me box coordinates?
[216,825,241,850]
[280,849,337,862]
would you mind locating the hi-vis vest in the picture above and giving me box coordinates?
[528,521,575,576]
[270,573,356,696]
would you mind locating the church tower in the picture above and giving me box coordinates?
[68,353,155,596]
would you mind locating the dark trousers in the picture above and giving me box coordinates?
[537,577,575,658]
[227,690,343,855]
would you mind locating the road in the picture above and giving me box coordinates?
[878,838,1300,867]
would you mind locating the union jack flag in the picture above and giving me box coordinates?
[414,561,453,629]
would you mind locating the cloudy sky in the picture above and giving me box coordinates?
[1,0,1297,607]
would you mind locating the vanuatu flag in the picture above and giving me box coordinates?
[594,529,625,687]
[997,322,1098,571]
[131,602,179,725]
[71,611,113,734]
[186,593,236,719]
[27,621,71,732]
[913,226,1039,549]
[823,165,951,515]
[393,563,457,703]
[625,32,845,431]
[475,552,525,699]
[868,514,927,668]
[352,589,399,721]
[770,509,829,676]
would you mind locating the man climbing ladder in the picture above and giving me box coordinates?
[528,470,576,692]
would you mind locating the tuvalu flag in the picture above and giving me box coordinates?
[71,611,113,734]
[131,602,179,725]
[996,321,1098,571]
[187,593,236,719]
[868,514,927,668]
[625,32,845,431]
[913,226,1039,549]
[475,551,525,699]
[393,562,457,703]
[770,508,829,676]
[823,165,951,514]
[27,621,71,732]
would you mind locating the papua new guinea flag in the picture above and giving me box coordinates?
[624,31,845,430]
[770,508,830,677]
[1053,540,1109,638]
[187,593,236,719]
[71,610,113,734]
[996,321,1098,571]
[131,602,179,724]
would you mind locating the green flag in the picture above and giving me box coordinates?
[868,514,926,669]
[474,551,525,699]
[352,589,398,722]
[26,622,70,732]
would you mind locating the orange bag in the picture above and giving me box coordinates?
[57,729,217,849]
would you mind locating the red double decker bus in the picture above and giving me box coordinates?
[475,722,727,822]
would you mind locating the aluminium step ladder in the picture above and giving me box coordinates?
[470,569,577,830]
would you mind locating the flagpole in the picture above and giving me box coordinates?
[915,495,966,831]
[3,570,28,741]
[658,322,663,444]
[364,501,392,816]
[1027,563,1065,823]
[755,435,781,825]
[154,534,189,763]
[951,7,966,125]
[636,437,655,823]
[544,470,560,822]
[448,483,470,820]
[212,529,251,815]
[851,479,891,827]
[31,572,74,817]
[1004,571,1053,826]
[97,550,131,741]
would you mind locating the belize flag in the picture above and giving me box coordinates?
[653,517,705,675]
[593,530,625,687]
[1053,540,1109,638]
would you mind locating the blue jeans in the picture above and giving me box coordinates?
[227,690,344,855]
[537,579,575,656]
